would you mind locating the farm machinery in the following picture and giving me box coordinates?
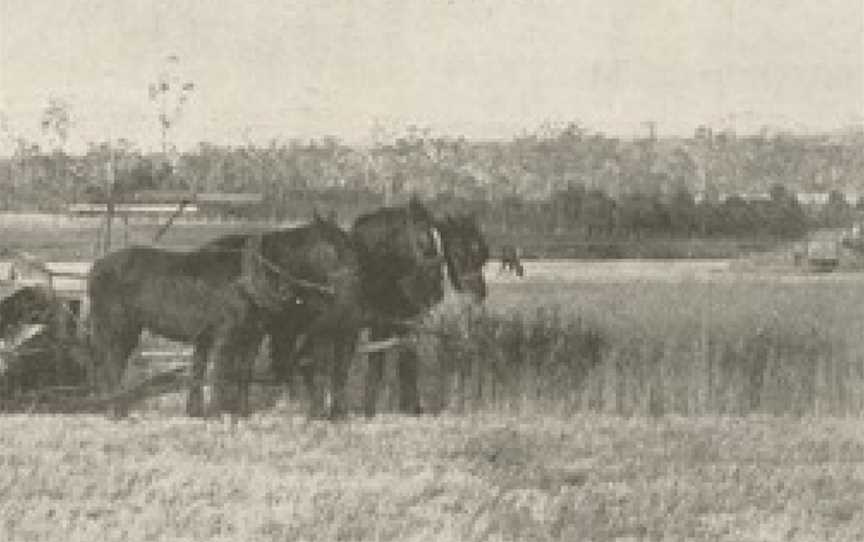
[0,193,203,413]
[0,252,403,415]
[791,226,864,272]
[0,272,192,414]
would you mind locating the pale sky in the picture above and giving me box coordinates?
[1,0,862,153]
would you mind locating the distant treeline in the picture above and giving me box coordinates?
[1,123,861,243]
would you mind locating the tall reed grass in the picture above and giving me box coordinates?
[389,279,864,417]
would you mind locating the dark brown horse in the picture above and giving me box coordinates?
[87,214,363,418]
[357,203,489,416]
[0,286,86,400]
[264,198,489,417]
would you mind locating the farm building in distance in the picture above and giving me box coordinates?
[692,190,863,207]
[67,191,264,219]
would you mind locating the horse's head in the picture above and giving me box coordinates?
[349,197,450,318]
[399,197,449,307]
[436,212,489,301]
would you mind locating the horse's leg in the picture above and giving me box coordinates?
[237,327,263,418]
[329,332,356,420]
[300,336,326,419]
[211,312,261,419]
[363,328,387,418]
[268,321,299,398]
[210,329,239,417]
[397,343,422,415]
[104,326,140,418]
[88,299,139,417]
[186,335,211,417]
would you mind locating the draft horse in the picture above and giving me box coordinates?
[86,214,363,418]
[197,221,366,419]
[265,198,490,417]
[355,200,489,416]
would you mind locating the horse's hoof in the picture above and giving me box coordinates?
[186,403,206,418]
[307,410,328,421]
[328,410,348,422]
[107,408,129,421]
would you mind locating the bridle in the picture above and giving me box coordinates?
[404,211,445,269]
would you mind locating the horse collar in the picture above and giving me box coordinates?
[430,226,443,257]
[430,226,453,295]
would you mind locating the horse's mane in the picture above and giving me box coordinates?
[353,197,433,231]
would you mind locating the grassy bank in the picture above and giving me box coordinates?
[1,413,862,542]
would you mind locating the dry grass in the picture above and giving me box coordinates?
[1,412,863,541]
[4,261,864,540]
[401,278,864,417]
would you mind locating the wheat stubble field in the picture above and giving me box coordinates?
[2,413,864,541]
[3,253,864,540]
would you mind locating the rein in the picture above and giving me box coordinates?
[231,236,337,298]
[252,253,337,298]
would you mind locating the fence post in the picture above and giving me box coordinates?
[763,344,778,415]
[648,340,665,417]
[851,340,861,418]
[477,352,485,411]
[836,346,848,417]
[612,349,625,416]
[691,339,703,415]
[702,299,713,414]
[813,351,824,417]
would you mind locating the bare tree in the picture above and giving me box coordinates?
[40,98,73,207]
[148,55,195,156]
[40,97,72,152]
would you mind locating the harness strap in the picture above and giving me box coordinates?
[405,209,444,267]
[239,234,296,311]
[250,249,337,297]
[240,235,336,299]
